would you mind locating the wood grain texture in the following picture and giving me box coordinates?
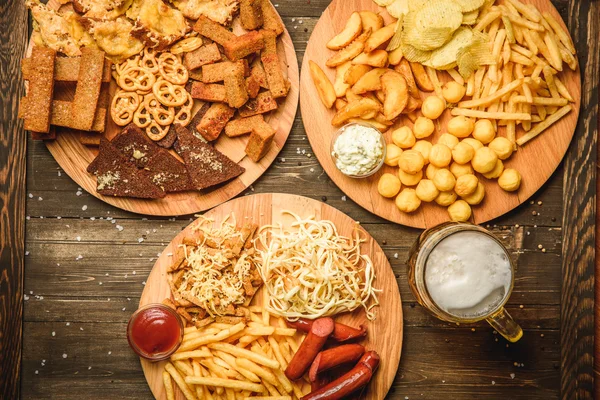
[139,193,402,400]
[0,0,28,398]
[559,0,599,399]
[300,0,581,229]
[32,0,300,217]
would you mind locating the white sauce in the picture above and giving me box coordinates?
[425,231,512,318]
[332,124,383,176]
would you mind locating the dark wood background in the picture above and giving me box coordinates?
[1,0,599,399]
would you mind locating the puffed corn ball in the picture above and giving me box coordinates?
[452,142,475,164]
[489,137,514,160]
[399,169,423,186]
[442,81,466,103]
[448,200,472,222]
[462,138,483,151]
[472,147,498,174]
[455,174,478,197]
[421,96,445,119]
[498,169,522,192]
[472,119,496,144]
[435,191,457,206]
[384,144,403,166]
[378,173,402,198]
[416,179,439,202]
[426,164,440,180]
[414,117,435,139]
[482,159,504,179]
[412,140,433,164]
[437,133,459,149]
[392,126,416,149]
[462,182,485,205]
[450,162,474,178]
[398,150,425,174]
[447,116,474,138]
[429,144,452,168]
[433,168,456,192]
[395,188,421,213]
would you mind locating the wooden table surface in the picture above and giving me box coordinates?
[1,0,599,399]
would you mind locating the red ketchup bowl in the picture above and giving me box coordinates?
[127,304,184,361]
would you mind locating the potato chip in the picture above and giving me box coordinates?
[462,10,479,25]
[428,27,473,69]
[386,18,404,51]
[457,36,495,78]
[414,0,463,33]
[387,0,409,18]
[408,0,430,11]
[373,0,395,6]
[452,0,484,13]
[402,10,454,51]
[401,43,432,63]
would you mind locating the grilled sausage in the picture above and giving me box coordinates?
[308,344,365,382]
[285,317,334,380]
[286,318,367,342]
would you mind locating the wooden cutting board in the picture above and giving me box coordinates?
[138,193,403,400]
[31,0,299,216]
[300,0,581,229]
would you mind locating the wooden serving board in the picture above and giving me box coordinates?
[139,193,403,400]
[300,0,581,229]
[31,0,299,216]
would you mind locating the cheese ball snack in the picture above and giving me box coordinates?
[489,137,514,160]
[462,182,486,205]
[378,173,402,198]
[452,142,475,165]
[429,144,452,168]
[447,200,472,222]
[450,161,474,178]
[384,144,403,166]
[472,119,496,144]
[398,150,425,174]
[482,159,504,179]
[412,140,432,164]
[414,117,435,139]
[433,168,456,192]
[498,169,522,192]
[455,174,478,197]
[442,81,466,103]
[395,188,421,213]
[435,191,457,206]
[447,116,474,138]
[437,133,459,149]
[416,179,439,202]
[392,126,416,149]
[399,169,423,186]
[462,138,483,151]
[472,147,498,174]
[421,96,445,119]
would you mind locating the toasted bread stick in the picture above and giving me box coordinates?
[245,119,276,162]
[260,30,288,98]
[191,82,227,103]
[225,115,265,137]
[240,0,264,30]
[196,103,235,141]
[23,46,56,133]
[184,43,222,71]
[261,0,284,36]
[224,62,249,108]
[239,91,278,117]
[223,31,265,61]
[193,16,236,45]
[71,48,105,131]
[22,56,111,82]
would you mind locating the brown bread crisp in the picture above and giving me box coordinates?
[142,151,194,193]
[88,138,165,199]
[109,124,161,168]
[174,125,245,190]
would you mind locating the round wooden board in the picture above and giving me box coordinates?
[32,0,299,216]
[300,0,581,229]
[139,193,403,400]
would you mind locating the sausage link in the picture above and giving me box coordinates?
[311,374,330,392]
[285,317,335,380]
[308,344,365,382]
[287,318,367,342]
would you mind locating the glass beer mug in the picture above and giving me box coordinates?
[407,222,523,342]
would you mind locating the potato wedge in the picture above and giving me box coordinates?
[345,89,362,103]
[352,50,388,67]
[364,23,396,53]
[403,95,422,114]
[351,67,388,94]
[334,61,352,98]
[326,28,372,68]
[335,98,348,111]
[388,46,404,65]
[309,60,336,109]
[327,12,363,51]
[394,59,419,97]
[374,112,394,126]
[359,11,384,33]
[332,98,381,126]
[344,64,372,86]
[381,70,409,120]
[409,61,434,92]
[375,89,386,104]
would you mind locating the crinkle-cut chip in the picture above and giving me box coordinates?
[452,0,484,12]
[373,0,395,5]
[386,18,404,51]
[457,52,479,77]
[462,9,479,25]
[408,0,430,11]
[457,39,495,78]
[414,0,463,33]
[428,27,473,68]
[402,11,454,51]
[422,58,457,70]
[401,43,432,63]
[387,0,409,18]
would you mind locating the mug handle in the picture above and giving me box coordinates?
[486,307,523,342]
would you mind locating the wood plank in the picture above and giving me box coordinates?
[0,0,28,398]
[560,0,599,399]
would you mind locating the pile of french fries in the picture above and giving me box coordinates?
[162,305,309,400]
[452,0,577,146]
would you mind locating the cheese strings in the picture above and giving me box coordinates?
[252,211,380,321]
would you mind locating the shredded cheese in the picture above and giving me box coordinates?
[252,211,380,321]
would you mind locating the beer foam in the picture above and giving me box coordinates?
[425,231,512,318]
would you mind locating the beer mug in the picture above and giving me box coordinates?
[407,222,523,342]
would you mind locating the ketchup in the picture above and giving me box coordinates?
[127,304,183,360]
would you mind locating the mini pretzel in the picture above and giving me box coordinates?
[158,53,188,85]
[133,99,153,128]
[174,92,193,127]
[153,78,188,107]
[141,47,159,74]
[145,94,175,126]
[115,56,141,76]
[118,66,156,92]
[170,37,203,54]
[111,90,140,126]
[146,120,170,141]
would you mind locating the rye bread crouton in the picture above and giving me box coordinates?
[222,31,265,61]
[196,103,235,141]
[193,15,236,46]
[240,0,263,30]
[260,30,289,99]
[238,91,278,117]
[184,43,222,71]
[191,82,227,103]
[109,124,161,168]
[225,115,264,137]
[245,119,276,162]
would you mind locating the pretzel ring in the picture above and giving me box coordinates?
[118,67,156,92]
[141,48,159,74]
[157,53,188,85]
[174,93,193,127]
[115,56,141,76]
[146,120,169,141]
[170,37,203,54]
[111,91,140,126]
[145,94,175,126]
[152,79,188,107]
[133,100,152,128]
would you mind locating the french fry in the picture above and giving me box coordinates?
[542,12,576,54]
[185,376,265,393]
[192,360,205,400]
[466,73,475,97]
[171,349,213,361]
[179,323,246,352]
[166,363,197,400]
[542,66,560,99]
[273,328,296,336]
[425,67,443,98]
[267,337,287,370]
[214,351,262,383]
[163,370,176,400]
[474,10,502,32]
[175,360,195,377]
[202,358,234,379]
[208,343,280,369]
[511,44,533,58]
[505,13,544,32]
[512,96,568,106]
[543,32,563,71]
[459,78,523,109]
[246,326,276,336]
[506,0,541,22]
[516,105,572,145]
[553,76,573,102]
[473,67,486,100]
[236,358,279,387]
[447,68,465,85]
[451,108,531,120]
[262,379,282,397]
[244,396,291,400]
[272,368,293,394]
[522,28,538,54]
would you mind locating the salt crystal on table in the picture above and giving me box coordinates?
[52,332,56,337]
[62,354,67,358]
[28,193,33,198]
[38,197,43,201]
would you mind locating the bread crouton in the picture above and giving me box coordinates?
[225,115,264,137]
[250,61,269,89]
[71,48,105,131]
[196,103,235,141]
[260,30,289,98]
[245,74,261,98]
[261,0,284,36]
[238,91,278,117]
[23,46,56,133]
[224,62,249,108]
[222,31,264,61]
[240,0,263,30]
[193,15,236,46]
[245,120,276,162]
[191,82,227,103]
[184,43,222,71]
[201,60,250,83]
